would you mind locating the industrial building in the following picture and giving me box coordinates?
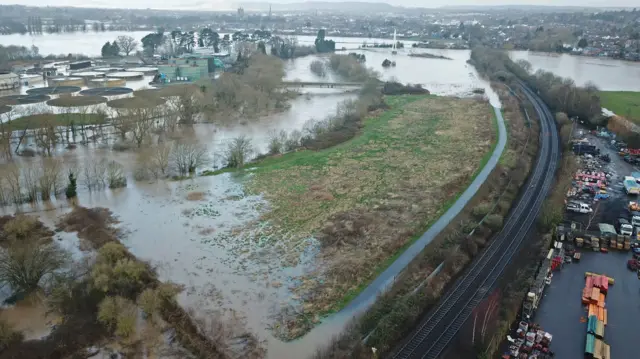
[0,71,20,90]
[156,54,225,83]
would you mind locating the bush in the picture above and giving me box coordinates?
[65,172,77,199]
[2,215,40,241]
[225,136,253,168]
[472,202,493,220]
[555,112,570,126]
[483,214,504,231]
[382,81,430,95]
[310,60,326,77]
[0,319,23,351]
[267,130,287,155]
[98,296,137,338]
[106,161,126,189]
[0,243,69,295]
[91,242,153,296]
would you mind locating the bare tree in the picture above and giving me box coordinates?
[284,130,302,152]
[169,89,201,125]
[128,107,157,148]
[309,60,326,77]
[159,104,179,134]
[32,113,58,156]
[115,35,139,56]
[39,158,64,200]
[0,122,12,160]
[106,161,127,189]
[267,130,287,155]
[4,163,22,204]
[225,136,253,168]
[172,143,208,175]
[112,109,133,141]
[151,143,172,176]
[0,242,69,295]
[22,161,41,203]
[81,158,107,190]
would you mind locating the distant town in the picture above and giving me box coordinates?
[1,4,639,61]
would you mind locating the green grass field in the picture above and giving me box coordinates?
[241,94,496,339]
[2,113,106,131]
[600,91,640,124]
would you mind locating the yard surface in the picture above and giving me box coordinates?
[535,251,639,359]
[244,94,495,339]
[600,91,640,123]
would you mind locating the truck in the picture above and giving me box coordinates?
[618,218,634,236]
[573,143,599,155]
[624,176,640,195]
[566,201,593,214]
[632,214,640,232]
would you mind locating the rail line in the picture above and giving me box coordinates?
[390,82,560,359]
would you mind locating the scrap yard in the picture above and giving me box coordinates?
[504,127,640,358]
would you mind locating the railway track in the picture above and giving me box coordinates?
[389,82,560,359]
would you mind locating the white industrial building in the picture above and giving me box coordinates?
[0,72,20,91]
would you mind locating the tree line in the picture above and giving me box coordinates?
[469,47,602,124]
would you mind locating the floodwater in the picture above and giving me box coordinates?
[0,32,411,57]
[0,33,506,359]
[509,50,640,91]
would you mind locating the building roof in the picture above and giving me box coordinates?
[0,72,18,80]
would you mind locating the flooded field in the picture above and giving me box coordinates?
[0,33,505,358]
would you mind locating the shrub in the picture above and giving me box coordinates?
[0,243,69,295]
[98,296,137,338]
[472,202,493,220]
[106,161,126,189]
[267,130,287,155]
[460,219,479,234]
[2,215,40,241]
[225,136,253,168]
[65,172,77,199]
[91,242,153,296]
[310,60,326,77]
[284,130,302,152]
[0,319,23,351]
[483,214,504,231]
[172,143,208,175]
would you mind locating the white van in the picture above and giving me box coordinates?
[566,201,593,214]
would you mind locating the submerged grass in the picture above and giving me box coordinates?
[239,94,496,339]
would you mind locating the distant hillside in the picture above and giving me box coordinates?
[440,5,630,13]
[237,1,399,12]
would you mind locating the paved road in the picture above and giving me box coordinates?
[341,106,507,316]
[389,83,560,359]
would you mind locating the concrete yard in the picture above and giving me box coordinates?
[535,251,640,358]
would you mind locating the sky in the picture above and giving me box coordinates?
[0,0,637,10]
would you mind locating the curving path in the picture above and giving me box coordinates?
[390,82,560,359]
[340,106,507,316]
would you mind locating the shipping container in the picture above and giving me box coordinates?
[595,320,605,338]
[594,339,603,359]
[585,333,596,354]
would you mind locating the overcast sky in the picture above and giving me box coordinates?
[0,0,637,10]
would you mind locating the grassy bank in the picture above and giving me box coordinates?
[4,113,106,131]
[600,91,640,124]
[243,94,495,339]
